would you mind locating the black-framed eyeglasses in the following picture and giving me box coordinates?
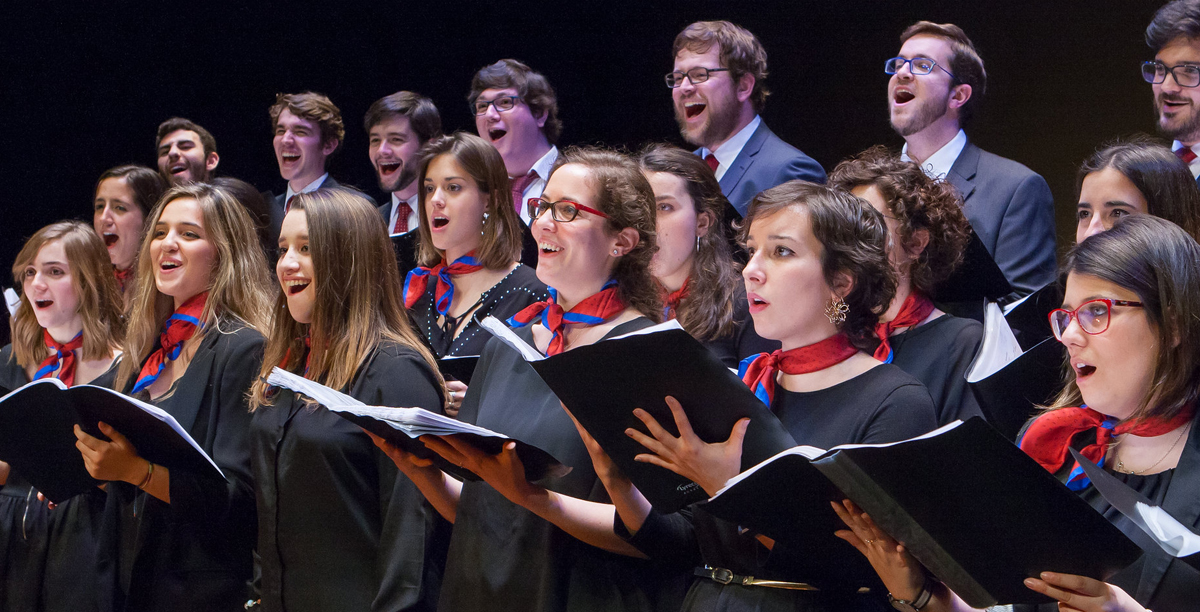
[665,67,730,88]
[1141,61,1200,88]
[472,95,521,116]
[884,56,957,81]
[1048,298,1145,340]
[527,198,609,222]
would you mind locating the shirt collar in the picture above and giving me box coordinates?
[700,115,761,170]
[530,145,559,181]
[900,129,968,180]
[285,173,329,203]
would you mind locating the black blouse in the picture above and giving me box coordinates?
[408,264,548,358]
[879,313,984,425]
[439,318,687,612]
[251,342,445,612]
[622,364,940,612]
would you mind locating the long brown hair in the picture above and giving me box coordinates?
[116,183,273,390]
[638,144,738,341]
[414,132,523,270]
[250,189,444,408]
[550,147,662,320]
[9,221,125,369]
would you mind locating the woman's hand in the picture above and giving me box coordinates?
[74,422,149,484]
[1024,572,1146,612]
[624,395,749,496]
[365,431,438,476]
[424,435,542,506]
[832,499,927,602]
[445,380,468,418]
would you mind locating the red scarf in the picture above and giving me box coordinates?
[873,292,935,363]
[662,277,690,321]
[738,333,858,405]
[1019,405,1196,490]
[402,251,484,316]
[132,292,208,393]
[35,330,84,386]
[507,280,625,356]
[278,333,314,377]
[113,266,133,293]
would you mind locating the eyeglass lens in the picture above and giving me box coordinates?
[666,68,718,88]
[1142,62,1200,87]
[474,96,517,115]
[885,57,936,75]
[1051,301,1110,339]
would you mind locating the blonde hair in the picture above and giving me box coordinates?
[250,189,445,408]
[9,221,125,369]
[116,184,273,390]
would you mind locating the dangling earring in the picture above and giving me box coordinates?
[481,212,489,236]
[695,235,701,253]
[825,295,849,326]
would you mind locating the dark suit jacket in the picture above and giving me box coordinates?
[268,177,378,248]
[97,323,264,612]
[946,143,1057,297]
[712,121,826,217]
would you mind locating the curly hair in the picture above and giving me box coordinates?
[739,181,896,350]
[638,144,739,341]
[550,147,662,321]
[829,146,970,296]
[468,59,562,144]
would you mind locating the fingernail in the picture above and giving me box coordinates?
[1024,578,1038,587]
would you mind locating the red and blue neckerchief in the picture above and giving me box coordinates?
[662,277,690,321]
[507,279,624,356]
[35,330,84,386]
[403,251,484,316]
[873,292,935,363]
[113,266,133,293]
[738,333,858,405]
[1019,405,1196,490]
[132,292,208,393]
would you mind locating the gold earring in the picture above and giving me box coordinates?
[825,295,849,326]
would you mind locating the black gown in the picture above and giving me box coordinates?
[0,343,114,612]
[439,318,688,612]
[880,313,985,425]
[408,264,548,358]
[96,322,262,612]
[620,364,940,612]
[250,341,446,612]
[1017,410,1200,612]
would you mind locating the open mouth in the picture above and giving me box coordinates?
[432,216,450,229]
[1073,362,1097,378]
[285,280,311,296]
[282,153,300,164]
[379,161,401,176]
[684,102,706,119]
[539,241,562,254]
[103,233,119,247]
[893,90,915,104]
[488,128,507,141]
[34,300,53,309]
[160,261,181,271]
[170,164,187,175]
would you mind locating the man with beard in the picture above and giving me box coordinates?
[364,91,443,235]
[155,117,219,185]
[888,21,1055,297]
[669,20,824,218]
[1146,0,1200,181]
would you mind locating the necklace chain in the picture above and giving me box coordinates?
[1114,424,1190,475]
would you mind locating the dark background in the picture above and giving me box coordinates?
[0,0,1164,273]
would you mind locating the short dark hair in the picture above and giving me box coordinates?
[1077,136,1200,242]
[270,92,345,147]
[829,146,972,297]
[900,21,987,126]
[156,117,218,155]
[95,165,167,217]
[363,91,443,145]
[673,21,770,112]
[739,181,897,351]
[1146,0,1200,51]
[468,59,562,144]
[1051,215,1200,422]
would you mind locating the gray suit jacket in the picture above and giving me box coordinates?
[946,143,1057,297]
[712,121,826,217]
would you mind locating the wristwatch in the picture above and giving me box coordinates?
[887,575,933,612]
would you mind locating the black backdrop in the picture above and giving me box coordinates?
[0,0,1164,274]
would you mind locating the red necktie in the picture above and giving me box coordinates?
[704,154,719,173]
[1019,405,1195,490]
[1177,147,1198,165]
[35,330,84,386]
[132,292,208,393]
[392,200,413,234]
[738,333,858,405]
[511,171,538,215]
[285,195,296,213]
[507,281,626,356]
[873,292,935,363]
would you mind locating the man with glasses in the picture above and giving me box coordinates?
[1145,0,1200,180]
[668,20,824,217]
[887,21,1055,298]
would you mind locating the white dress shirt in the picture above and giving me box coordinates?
[698,115,762,181]
[284,173,329,204]
[515,146,559,225]
[901,129,968,180]
[388,192,421,236]
[1172,140,1200,178]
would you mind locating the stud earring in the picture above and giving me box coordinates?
[825,295,849,325]
[612,249,620,256]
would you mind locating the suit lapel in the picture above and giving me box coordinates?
[718,122,770,197]
[946,142,980,203]
[1136,413,1200,601]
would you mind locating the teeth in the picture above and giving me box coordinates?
[283,154,300,161]
[284,280,310,287]
[539,242,562,252]
[161,262,180,269]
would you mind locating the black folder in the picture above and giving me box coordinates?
[0,379,225,503]
[436,355,479,385]
[934,232,1013,318]
[1004,280,1064,350]
[969,337,1067,441]
[705,418,1141,607]
[482,319,797,513]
